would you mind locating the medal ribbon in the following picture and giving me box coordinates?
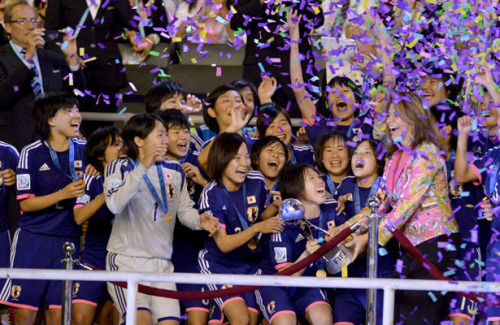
[353,177,380,214]
[135,160,169,216]
[47,139,79,181]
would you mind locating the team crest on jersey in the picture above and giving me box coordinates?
[274,247,287,263]
[247,206,259,223]
[11,285,21,299]
[221,284,233,290]
[73,282,80,296]
[76,194,90,205]
[74,160,82,168]
[247,196,256,204]
[108,179,121,189]
[17,174,30,191]
[267,301,276,314]
[167,183,176,199]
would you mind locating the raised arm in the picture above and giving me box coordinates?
[454,116,480,183]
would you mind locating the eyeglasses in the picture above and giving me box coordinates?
[7,19,41,26]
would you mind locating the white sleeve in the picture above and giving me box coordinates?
[104,160,148,215]
[176,176,202,230]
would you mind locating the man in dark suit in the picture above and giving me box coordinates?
[0,0,86,151]
[45,0,134,135]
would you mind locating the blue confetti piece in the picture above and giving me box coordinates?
[471,119,478,131]
[460,191,470,197]
[118,107,127,116]
[428,292,437,302]
[443,270,455,277]
[379,247,388,256]
[258,63,265,73]
[60,40,69,50]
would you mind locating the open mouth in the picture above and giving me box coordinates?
[329,160,342,168]
[177,142,188,151]
[268,161,278,168]
[70,122,80,130]
[236,169,247,177]
[389,126,400,133]
[317,186,325,194]
[354,161,365,168]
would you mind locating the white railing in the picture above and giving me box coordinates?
[1,268,499,325]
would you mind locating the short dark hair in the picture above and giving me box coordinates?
[154,108,189,131]
[279,163,316,201]
[353,139,385,176]
[314,130,351,174]
[317,76,362,118]
[230,79,258,125]
[32,92,80,140]
[250,136,289,170]
[85,126,121,174]
[429,102,463,152]
[122,114,164,159]
[207,132,248,185]
[145,81,187,113]
[256,106,292,138]
[422,63,464,103]
[203,84,242,133]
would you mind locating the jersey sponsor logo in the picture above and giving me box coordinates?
[267,301,275,314]
[274,247,287,263]
[247,195,256,204]
[76,194,91,205]
[11,285,21,299]
[17,174,30,190]
[247,206,259,223]
[167,183,176,199]
[327,220,336,229]
[39,163,51,171]
[72,282,80,297]
[295,234,305,242]
[74,160,82,168]
[222,205,227,210]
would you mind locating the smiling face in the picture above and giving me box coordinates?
[300,167,327,206]
[420,76,448,107]
[386,104,413,146]
[321,137,349,180]
[103,135,123,165]
[481,91,499,129]
[254,142,287,182]
[208,90,246,131]
[351,140,378,180]
[327,83,356,123]
[240,86,255,117]
[137,120,169,162]
[222,143,251,191]
[48,105,82,139]
[167,125,191,161]
[264,113,292,146]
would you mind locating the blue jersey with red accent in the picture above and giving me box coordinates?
[199,171,268,268]
[16,139,87,237]
[0,141,19,231]
[305,114,374,147]
[290,144,315,166]
[269,200,338,276]
[74,174,113,251]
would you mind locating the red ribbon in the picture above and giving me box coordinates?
[105,226,354,300]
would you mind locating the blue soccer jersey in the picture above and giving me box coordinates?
[199,171,268,268]
[305,114,374,147]
[74,174,113,251]
[289,144,315,166]
[0,141,19,232]
[334,176,396,277]
[16,139,87,237]
[321,173,345,197]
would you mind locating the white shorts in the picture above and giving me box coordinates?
[106,252,180,323]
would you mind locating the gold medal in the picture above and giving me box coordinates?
[165,212,171,223]
[316,269,327,278]
[247,239,258,250]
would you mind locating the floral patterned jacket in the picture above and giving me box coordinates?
[349,142,459,246]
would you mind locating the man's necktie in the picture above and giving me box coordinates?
[20,49,43,100]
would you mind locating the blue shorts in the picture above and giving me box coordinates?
[449,241,481,321]
[0,230,10,301]
[198,249,259,314]
[256,285,329,323]
[177,260,211,313]
[2,229,79,310]
[73,246,110,306]
[486,240,500,322]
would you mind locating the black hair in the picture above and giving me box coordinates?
[122,114,164,159]
[85,126,121,174]
[256,106,292,139]
[154,108,189,131]
[250,136,289,170]
[421,63,464,103]
[317,76,362,118]
[353,139,385,176]
[314,130,351,174]
[207,132,248,186]
[429,103,463,153]
[203,84,243,133]
[32,91,80,140]
[279,163,317,201]
[230,79,258,125]
[145,81,187,113]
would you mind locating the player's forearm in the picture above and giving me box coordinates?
[74,195,105,225]
[198,142,213,174]
[454,133,476,183]
[213,225,259,253]
[19,191,66,212]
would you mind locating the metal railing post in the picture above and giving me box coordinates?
[125,279,138,325]
[366,197,380,325]
[61,242,75,325]
[382,286,395,325]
